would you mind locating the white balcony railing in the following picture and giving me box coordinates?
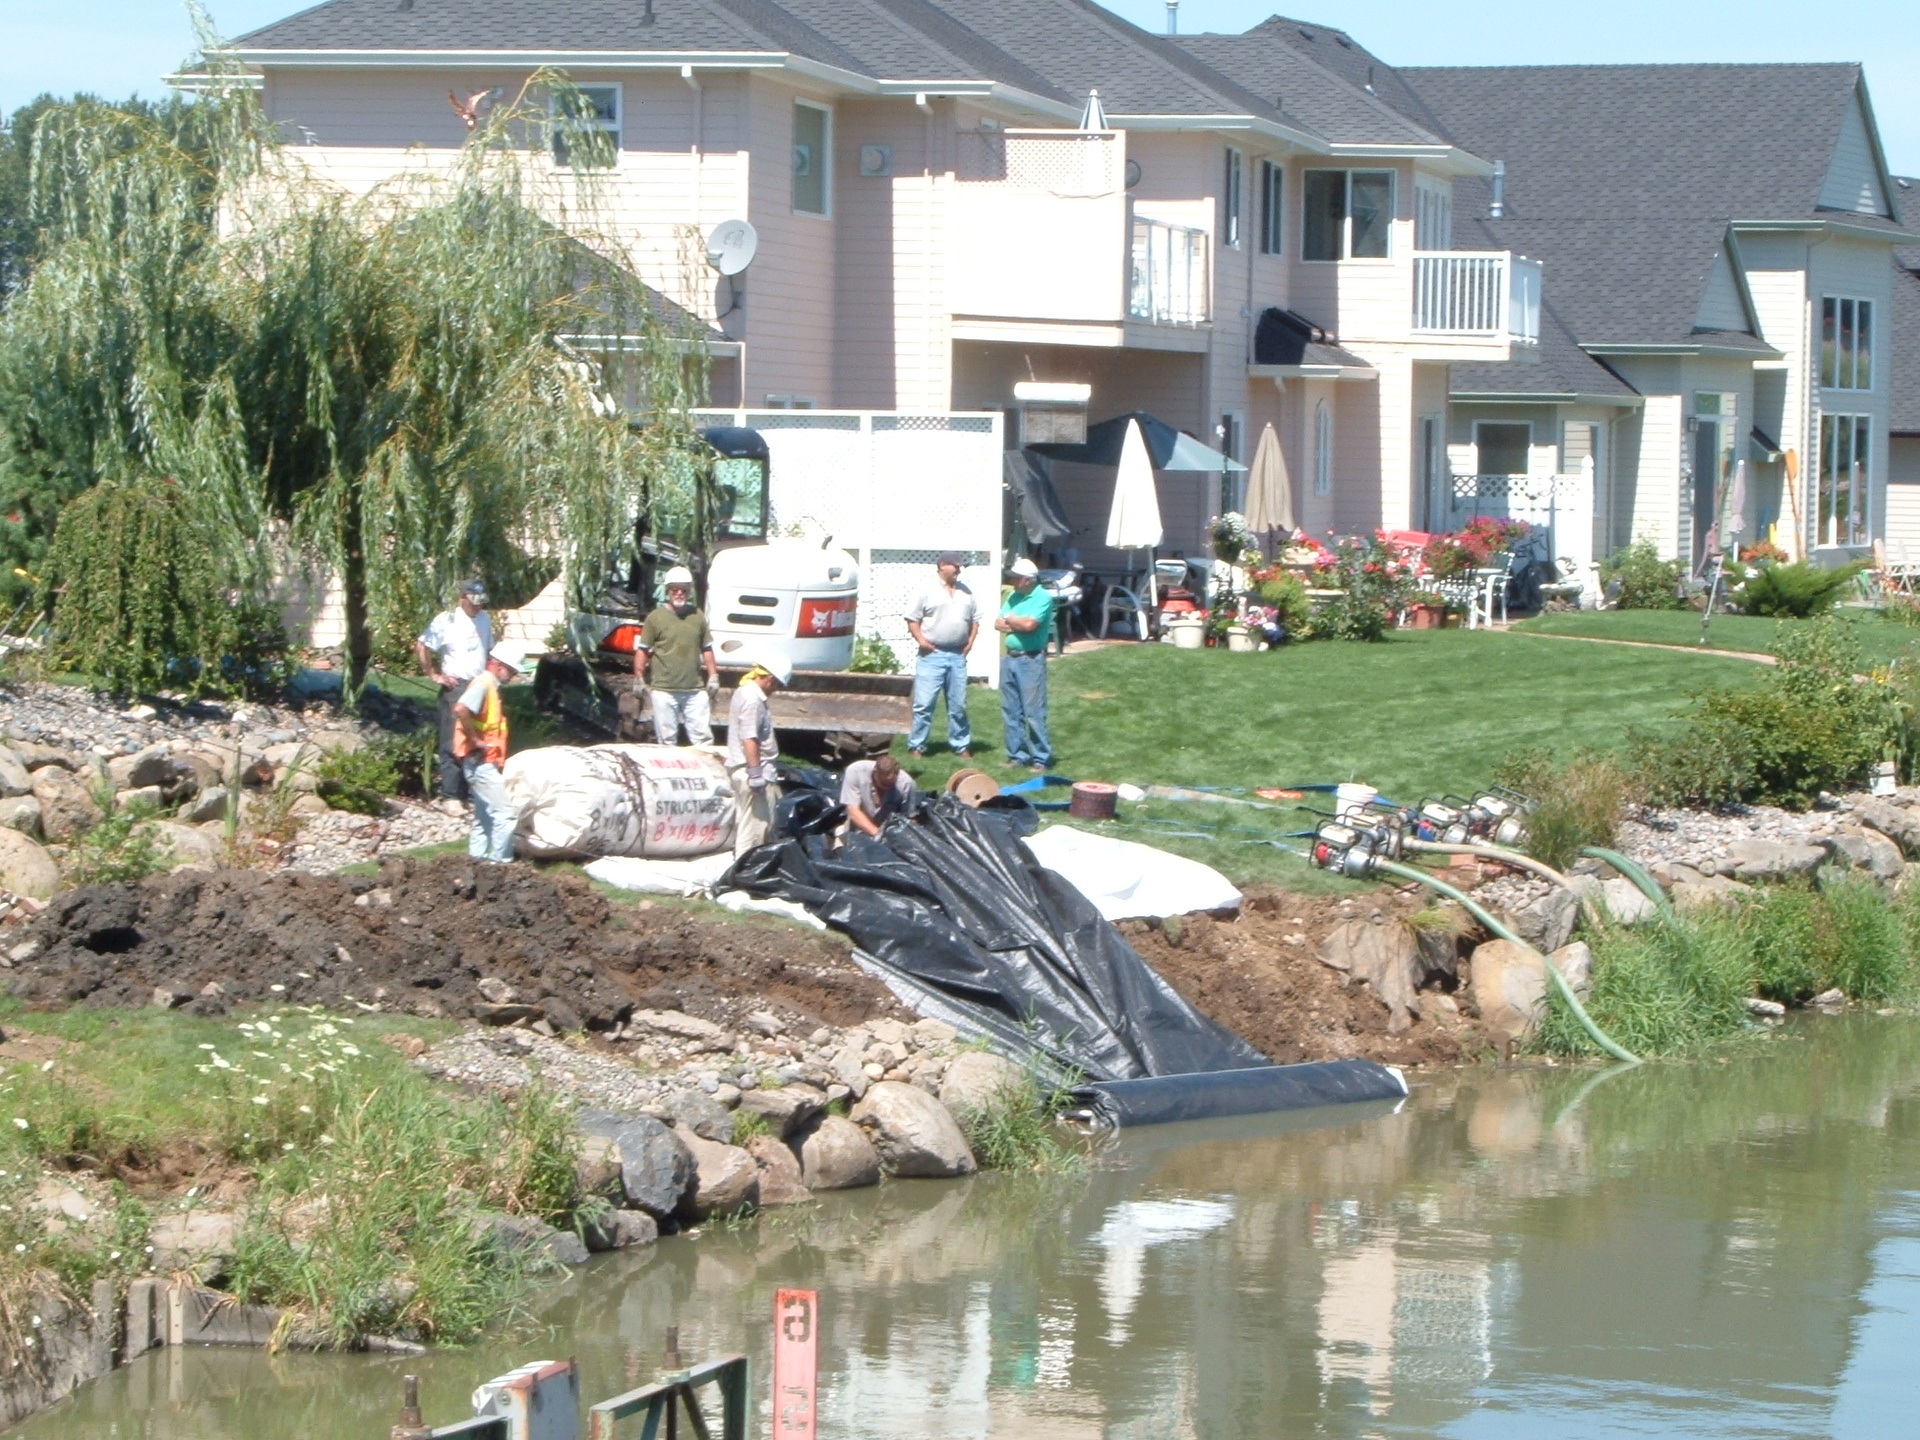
[1412,251,1541,343]
[1129,217,1209,327]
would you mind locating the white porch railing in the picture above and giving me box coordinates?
[1446,471,1593,575]
[1412,252,1541,343]
[1129,217,1209,326]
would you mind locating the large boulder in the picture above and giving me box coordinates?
[938,1051,1027,1119]
[148,821,218,871]
[1669,867,1755,914]
[0,745,32,798]
[32,768,101,842]
[1316,916,1421,1032]
[0,828,60,899]
[630,1009,731,1049]
[736,1084,826,1139]
[663,1088,734,1142]
[0,795,41,837]
[1831,827,1905,882]
[851,1081,977,1178]
[1469,939,1591,1040]
[677,1131,761,1220]
[473,1211,589,1267]
[745,1135,811,1206]
[12,743,76,772]
[1726,838,1828,880]
[151,1210,241,1280]
[579,1208,659,1252]
[575,1112,695,1219]
[1511,886,1578,955]
[1850,796,1920,855]
[796,1115,881,1191]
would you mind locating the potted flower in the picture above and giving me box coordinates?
[1405,589,1447,629]
[1209,512,1254,562]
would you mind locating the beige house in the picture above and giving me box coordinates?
[228,2,1912,577]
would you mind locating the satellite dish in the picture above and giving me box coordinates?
[706,219,758,276]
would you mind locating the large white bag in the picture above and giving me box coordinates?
[504,744,735,857]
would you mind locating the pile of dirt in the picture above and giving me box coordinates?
[4,855,904,1035]
[1122,884,1501,1069]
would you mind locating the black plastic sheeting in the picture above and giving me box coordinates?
[1071,1060,1407,1129]
[723,797,1266,1083]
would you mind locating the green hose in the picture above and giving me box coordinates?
[1376,858,1642,1065]
[1581,847,1674,918]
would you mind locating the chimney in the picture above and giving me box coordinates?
[1490,159,1505,219]
[1166,1,1179,36]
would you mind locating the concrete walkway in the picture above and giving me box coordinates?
[1504,628,1777,665]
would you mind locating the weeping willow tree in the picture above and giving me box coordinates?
[0,17,710,692]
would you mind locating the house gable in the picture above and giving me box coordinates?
[1693,240,1754,334]
[1816,84,1894,218]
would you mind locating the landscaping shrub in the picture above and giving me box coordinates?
[1604,539,1685,610]
[1248,566,1312,637]
[1493,747,1639,870]
[1630,718,1755,809]
[65,803,174,886]
[1885,594,1920,627]
[1305,535,1415,642]
[1734,559,1865,618]
[316,731,435,813]
[849,632,904,674]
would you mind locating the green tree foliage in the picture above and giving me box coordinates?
[0,20,711,690]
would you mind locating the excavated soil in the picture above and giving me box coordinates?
[5,855,906,1035]
[1122,883,1503,1069]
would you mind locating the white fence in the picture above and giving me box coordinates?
[1412,252,1542,343]
[1444,468,1595,576]
[692,410,1006,682]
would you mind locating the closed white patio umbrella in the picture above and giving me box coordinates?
[1243,422,1294,548]
[1106,417,1166,605]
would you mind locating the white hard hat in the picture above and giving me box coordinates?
[753,651,793,686]
[662,566,695,589]
[489,643,526,673]
[1008,556,1040,579]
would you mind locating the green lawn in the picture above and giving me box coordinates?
[894,628,1766,888]
[1513,607,1920,668]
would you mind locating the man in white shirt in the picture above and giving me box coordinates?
[840,754,916,838]
[725,653,790,856]
[904,552,979,758]
[415,579,493,806]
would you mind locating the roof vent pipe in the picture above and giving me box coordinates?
[640,0,655,25]
[1166,1,1179,35]
[1490,160,1505,218]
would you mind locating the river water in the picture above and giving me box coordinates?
[22,1015,1920,1439]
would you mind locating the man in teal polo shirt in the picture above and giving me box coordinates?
[995,557,1055,772]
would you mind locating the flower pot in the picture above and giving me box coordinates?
[1167,616,1206,650]
[1409,603,1443,630]
[1225,624,1256,652]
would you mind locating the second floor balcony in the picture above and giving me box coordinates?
[1412,251,1542,345]
[1128,217,1209,328]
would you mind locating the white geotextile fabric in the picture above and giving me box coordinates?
[582,852,737,896]
[1022,824,1242,921]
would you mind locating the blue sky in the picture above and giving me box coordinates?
[6,0,1917,175]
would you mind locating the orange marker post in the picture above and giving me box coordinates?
[772,1289,818,1440]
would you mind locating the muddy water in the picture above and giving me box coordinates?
[23,1016,1920,1439]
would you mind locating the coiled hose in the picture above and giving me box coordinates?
[1375,858,1642,1065]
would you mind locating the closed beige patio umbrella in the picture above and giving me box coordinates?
[1243,422,1294,545]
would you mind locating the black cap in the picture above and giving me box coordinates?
[459,579,488,601]
[936,551,962,567]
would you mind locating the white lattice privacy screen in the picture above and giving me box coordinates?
[693,410,1006,681]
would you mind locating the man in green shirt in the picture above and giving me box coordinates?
[995,557,1055,772]
[635,566,720,745]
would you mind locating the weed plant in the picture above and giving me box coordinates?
[730,1108,772,1146]
[952,1071,1086,1175]
[65,802,173,886]
[1736,876,1914,1006]
[1494,747,1639,870]
[1535,912,1754,1057]
[0,1006,580,1347]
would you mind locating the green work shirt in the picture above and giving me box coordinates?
[638,605,714,692]
[1000,586,1055,656]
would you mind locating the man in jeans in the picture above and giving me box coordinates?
[904,551,979,758]
[415,579,492,809]
[451,644,524,862]
[635,565,719,744]
[995,557,1055,772]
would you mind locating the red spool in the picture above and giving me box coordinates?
[1068,781,1118,820]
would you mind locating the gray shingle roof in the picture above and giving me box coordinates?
[1237,15,1452,142]
[1400,63,1875,224]
[1171,32,1442,146]
[1449,306,1637,403]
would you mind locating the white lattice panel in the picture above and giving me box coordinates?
[1005,132,1121,198]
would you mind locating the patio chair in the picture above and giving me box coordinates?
[1098,577,1153,639]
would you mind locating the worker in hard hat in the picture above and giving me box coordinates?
[452,643,526,863]
[725,652,790,855]
[635,565,720,745]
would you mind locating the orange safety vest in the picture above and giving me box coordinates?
[452,672,509,768]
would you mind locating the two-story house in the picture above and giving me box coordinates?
[227,0,1539,574]
[1224,18,1914,570]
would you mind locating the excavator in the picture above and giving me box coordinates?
[532,426,913,760]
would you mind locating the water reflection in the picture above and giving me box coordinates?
[23,1017,1920,1439]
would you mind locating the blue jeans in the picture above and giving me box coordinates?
[462,757,518,862]
[909,649,971,752]
[1001,651,1052,768]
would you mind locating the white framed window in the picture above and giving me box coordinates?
[1818,413,1871,547]
[792,101,831,216]
[1302,169,1394,261]
[1222,147,1244,249]
[1259,159,1283,255]
[1313,401,1333,495]
[1821,296,1874,390]
[1414,180,1451,251]
[1473,421,1532,477]
[763,394,816,409]
[551,82,621,169]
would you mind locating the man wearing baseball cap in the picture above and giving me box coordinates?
[452,643,525,862]
[635,565,719,745]
[994,557,1055,772]
[903,551,979,758]
[415,579,494,810]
